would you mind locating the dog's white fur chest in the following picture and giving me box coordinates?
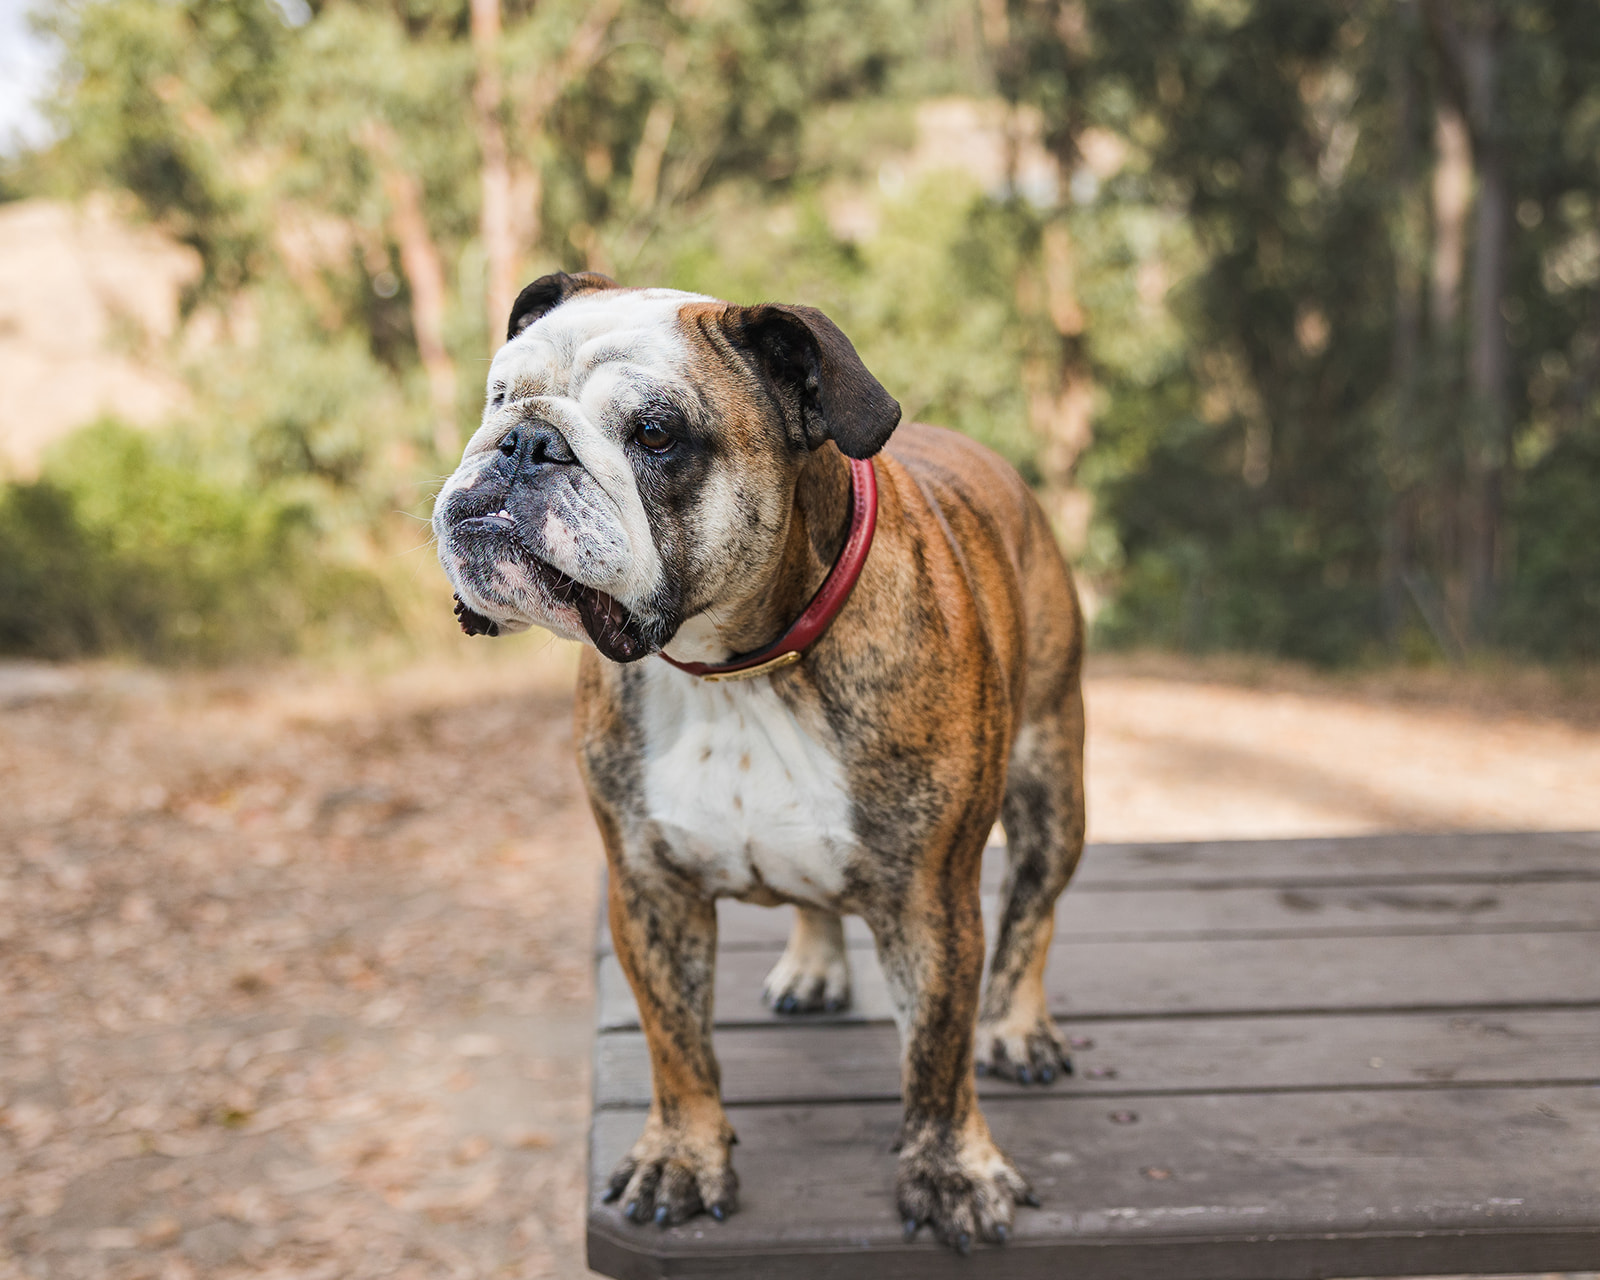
[636,664,858,905]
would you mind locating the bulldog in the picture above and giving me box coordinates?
[433,272,1086,1252]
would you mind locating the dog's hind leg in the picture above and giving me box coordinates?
[976,680,1086,1084]
[763,906,852,1013]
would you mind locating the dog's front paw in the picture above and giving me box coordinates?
[975,1014,1072,1084]
[898,1122,1036,1252]
[602,1121,738,1227]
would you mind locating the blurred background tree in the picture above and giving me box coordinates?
[983,0,1600,661]
[0,0,1596,663]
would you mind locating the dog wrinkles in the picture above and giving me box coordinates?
[433,291,701,637]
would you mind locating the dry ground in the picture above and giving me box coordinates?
[2,641,1598,1280]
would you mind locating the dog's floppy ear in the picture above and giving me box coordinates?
[729,304,902,460]
[506,271,619,341]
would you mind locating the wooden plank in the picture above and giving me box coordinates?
[590,835,1600,1279]
[588,1086,1600,1279]
[592,1008,1600,1109]
[1057,831,1600,890]
[595,835,1600,955]
[597,930,1600,1029]
[691,880,1600,952]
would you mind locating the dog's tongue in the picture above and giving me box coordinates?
[573,583,651,663]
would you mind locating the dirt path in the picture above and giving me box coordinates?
[1088,656,1600,839]
[2,644,1597,1279]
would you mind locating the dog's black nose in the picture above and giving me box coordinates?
[498,423,576,467]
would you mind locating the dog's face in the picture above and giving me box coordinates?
[432,273,900,662]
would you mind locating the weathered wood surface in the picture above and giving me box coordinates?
[588,832,1600,1279]
[598,929,1600,1028]
[596,830,1600,954]
[591,1089,1600,1280]
[594,1008,1600,1108]
[598,880,1600,953]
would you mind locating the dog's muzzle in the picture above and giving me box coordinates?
[436,423,662,662]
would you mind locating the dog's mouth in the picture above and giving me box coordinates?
[452,510,652,663]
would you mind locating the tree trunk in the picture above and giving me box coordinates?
[361,121,459,460]
[504,0,623,274]
[1422,0,1511,645]
[1032,220,1095,554]
[1430,106,1470,336]
[1461,19,1510,641]
[1422,105,1469,636]
[1382,9,1424,646]
[473,0,516,349]
[628,87,678,213]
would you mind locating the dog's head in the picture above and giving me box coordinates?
[432,273,901,662]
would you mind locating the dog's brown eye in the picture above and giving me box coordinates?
[635,420,674,453]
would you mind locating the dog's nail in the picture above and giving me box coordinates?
[710,1204,726,1222]
[993,1224,1008,1244]
[602,1185,622,1203]
[903,1218,919,1241]
[1061,1057,1075,1076]
[975,1061,988,1076]
[824,998,842,1013]
[955,1232,972,1255]
[623,1201,640,1221]
[654,1205,669,1226]
[1039,1066,1054,1083]
[1016,1067,1031,1084]
[1023,1192,1042,1207]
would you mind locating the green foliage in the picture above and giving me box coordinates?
[0,422,391,662]
[1501,431,1600,658]
[35,0,289,300]
[645,177,1042,472]
[997,0,1600,664]
[1092,424,1383,664]
[1050,0,1393,660]
[191,285,421,495]
[13,0,1600,668]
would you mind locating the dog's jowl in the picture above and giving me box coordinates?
[434,271,1086,1252]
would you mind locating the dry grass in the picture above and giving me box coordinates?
[2,642,1598,1279]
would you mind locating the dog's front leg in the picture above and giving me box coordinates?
[871,854,1036,1252]
[601,857,737,1226]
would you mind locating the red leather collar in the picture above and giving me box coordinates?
[659,457,878,682]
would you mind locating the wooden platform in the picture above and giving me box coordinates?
[587,831,1600,1279]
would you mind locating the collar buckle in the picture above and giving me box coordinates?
[696,650,803,683]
